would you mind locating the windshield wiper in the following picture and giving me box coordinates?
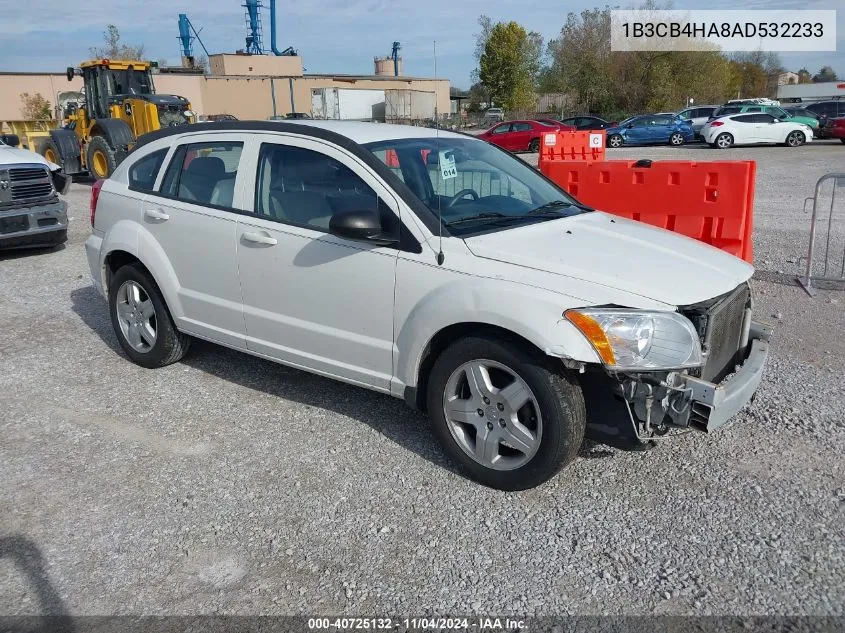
[444,212,522,226]
[526,200,576,215]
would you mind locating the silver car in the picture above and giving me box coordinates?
[677,105,719,137]
[484,107,504,122]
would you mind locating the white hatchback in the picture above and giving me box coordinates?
[701,112,814,149]
[85,121,770,489]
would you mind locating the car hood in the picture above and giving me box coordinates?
[463,212,754,306]
[0,144,55,169]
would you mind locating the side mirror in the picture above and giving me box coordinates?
[66,67,75,82]
[0,134,20,147]
[329,210,396,246]
[772,119,779,123]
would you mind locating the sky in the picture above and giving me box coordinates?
[2,0,843,89]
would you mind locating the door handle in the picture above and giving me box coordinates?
[241,231,278,246]
[144,208,170,221]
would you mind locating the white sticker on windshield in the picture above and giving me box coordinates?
[439,150,457,180]
[589,133,603,148]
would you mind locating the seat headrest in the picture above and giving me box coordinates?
[185,156,225,178]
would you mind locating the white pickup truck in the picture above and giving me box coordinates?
[0,133,70,249]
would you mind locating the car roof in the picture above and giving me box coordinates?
[133,119,468,151]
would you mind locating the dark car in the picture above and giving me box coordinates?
[804,101,845,136]
[605,114,694,147]
[559,115,615,131]
[478,120,565,152]
[804,100,845,124]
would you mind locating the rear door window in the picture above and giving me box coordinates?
[159,141,243,208]
[511,122,531,132]
[733,114,757,123]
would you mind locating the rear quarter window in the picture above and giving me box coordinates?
[128,148,168,192]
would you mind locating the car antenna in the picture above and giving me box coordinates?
[434,39,445,266]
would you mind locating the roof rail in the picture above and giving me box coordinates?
[726,98,781,106]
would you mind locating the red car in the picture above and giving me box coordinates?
[478,119,575,153]
[826,117,845,143]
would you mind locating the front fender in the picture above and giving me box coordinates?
[394,270,602,391]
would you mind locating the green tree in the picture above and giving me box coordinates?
[813,66,839,82]
[797,68,812,84]
[20,92,52,120]
[478,21,541,110]
[89,25,145,60]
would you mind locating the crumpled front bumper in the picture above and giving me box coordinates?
[682,322,772,432]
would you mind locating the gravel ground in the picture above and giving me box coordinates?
[1,141,844,618]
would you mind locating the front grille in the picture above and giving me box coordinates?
[681,284,751,383]
[9,167,46,182]
[4,165,54,205]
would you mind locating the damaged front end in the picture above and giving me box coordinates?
[568,283,772,443]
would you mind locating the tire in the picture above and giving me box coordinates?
[785,130,805,147]
[38,138,61,165]
[608,134,624,148]
[87,135,117,179]
[840,138,845,144]
[669,132,685,146]
[109,263,190,369]
[715,132,733,149]
[528,138,540,153]
[426,335,586,491]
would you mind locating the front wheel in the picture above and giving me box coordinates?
[608,134,624,148]
[528,138,540,153]
[669,132,685,146]
[109,263,191,368]
[785,130,805,147]
[426,336,586,490]
[87,136,117,179]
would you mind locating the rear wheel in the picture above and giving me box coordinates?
[608,134,624,148]
[87,135,117,179]
[426,335,586,490]
[109,263,190,368]
[840,138,845,144]
[715,132,733,149]
[528,138,540,152]
[785,130,805,147]
[669,132,685,146]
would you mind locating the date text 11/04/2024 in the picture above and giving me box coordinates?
[307,617,526,630]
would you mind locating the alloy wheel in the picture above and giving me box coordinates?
[442,359,542,471]
[787,131,804,147]
[115,280,157,353]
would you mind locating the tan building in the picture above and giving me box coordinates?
[0,53,449,123]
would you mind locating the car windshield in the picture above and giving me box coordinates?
[364,137,587,236]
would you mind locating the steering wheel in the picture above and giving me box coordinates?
[446,189,478,208]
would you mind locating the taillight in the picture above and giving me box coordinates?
[710,121,724,127]
[90,179,104,227]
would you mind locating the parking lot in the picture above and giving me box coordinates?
[1,140,843,617]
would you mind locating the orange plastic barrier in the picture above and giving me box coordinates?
[539,130,606,165]
[541,160,756,263]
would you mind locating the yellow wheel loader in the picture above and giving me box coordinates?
[33,59,195,179]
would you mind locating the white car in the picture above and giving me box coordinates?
[701,112,813,149]
[85,121,770,490]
